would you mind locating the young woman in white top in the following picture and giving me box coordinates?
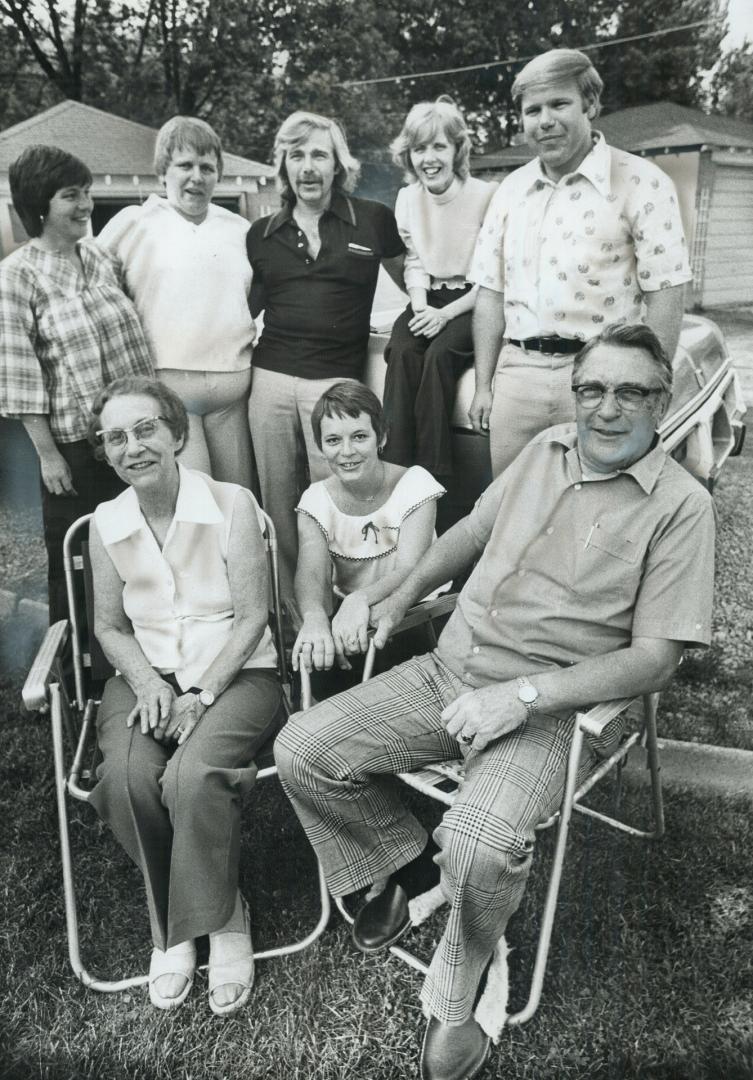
[86,376,280,1017]
[383,97,497,479]
[292,380,444,680]
[98,117,255,487]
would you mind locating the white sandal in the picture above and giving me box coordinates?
[148,940,196,1010]
[208,896,254,1017]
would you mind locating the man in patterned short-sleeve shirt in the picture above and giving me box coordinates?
[467,48,692,477]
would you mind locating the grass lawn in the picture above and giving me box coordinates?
[1,676,752,1080]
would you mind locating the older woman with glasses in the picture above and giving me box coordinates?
[382,97,497,480]
[86,375,280,1016]
[0,144,154,622]
[98,116,256,488]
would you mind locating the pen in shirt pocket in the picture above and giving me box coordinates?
[584,522,600,550]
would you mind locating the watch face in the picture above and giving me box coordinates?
[198,689,215,707]
[518,685,538,704]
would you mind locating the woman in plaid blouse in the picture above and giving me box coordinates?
[0,145,154,621]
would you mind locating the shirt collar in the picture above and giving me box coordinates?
[96,464,224,544]
[549,424,667,495]
[262,191,357,237]
[528,132,611,199]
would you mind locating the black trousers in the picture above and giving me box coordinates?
[40,439,125,624]
[382,287,474,478]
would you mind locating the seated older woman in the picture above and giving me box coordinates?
[86,376,281,1015]
[292,380,444,682]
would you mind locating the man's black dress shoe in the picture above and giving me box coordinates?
[420,1014,491,1080]
[351,879,411,952]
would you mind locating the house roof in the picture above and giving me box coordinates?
[472,101,753,172]
[0,100,274,178]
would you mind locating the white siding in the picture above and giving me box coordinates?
[702,162,753,307]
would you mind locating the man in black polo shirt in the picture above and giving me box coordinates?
[247,111,405,599]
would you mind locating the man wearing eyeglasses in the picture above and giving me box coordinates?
[468,47,692,477]
[275,323,714,1080]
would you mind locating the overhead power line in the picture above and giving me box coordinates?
[337,18,720,89]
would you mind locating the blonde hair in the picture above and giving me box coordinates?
[274,112,360,202]
[153,116,224,179]
[511,49,603,117]
[390,96,471,182]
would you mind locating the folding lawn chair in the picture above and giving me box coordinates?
[302,599,664,1028]
[22,510,331,993]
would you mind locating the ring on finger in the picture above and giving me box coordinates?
[459,732,474,746]
[176,726,185,736]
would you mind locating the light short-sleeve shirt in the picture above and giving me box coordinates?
[296,465,445,597]
[468,134,692,342]
[94,465,276,690]
[436,425,715,686]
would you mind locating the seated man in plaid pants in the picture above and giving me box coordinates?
[275,324,714,1080]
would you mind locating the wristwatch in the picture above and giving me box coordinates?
[188,687,216,708]
[516,676,539,721]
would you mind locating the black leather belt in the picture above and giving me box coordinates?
[508,337,582,355]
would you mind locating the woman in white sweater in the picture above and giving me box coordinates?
[383,98,497,480]
[98,117,255,487]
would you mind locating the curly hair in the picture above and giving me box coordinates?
[87,376,189,460]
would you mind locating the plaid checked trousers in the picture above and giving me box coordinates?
[275,651,605,1024]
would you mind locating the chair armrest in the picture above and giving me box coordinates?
[576,697,638,738]
[390,592,458,633]
[21,620,70,713]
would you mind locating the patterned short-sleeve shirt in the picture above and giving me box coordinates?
[0,240,154,442]
[468,133,692,342]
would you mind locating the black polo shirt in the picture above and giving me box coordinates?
[246,193,404,380]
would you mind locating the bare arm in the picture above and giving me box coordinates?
[292,513,337,672]
[89,519,174,733]
[469,286,506,434]
[20,415,76,495]
[381,253,406,291]
[443,637,684,750]
[331,499,438,657]
[371,514,485,648]
[644,284,685,362]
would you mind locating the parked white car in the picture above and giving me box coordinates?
[364,308,746,522]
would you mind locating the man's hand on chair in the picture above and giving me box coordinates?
[370,594,411,650]
[443,682,528,751]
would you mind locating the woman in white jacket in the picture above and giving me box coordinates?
[98,116,255,487]
[382,98,496,481]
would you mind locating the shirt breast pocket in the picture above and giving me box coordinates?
[345,246,379,282]
[571,524,642,602]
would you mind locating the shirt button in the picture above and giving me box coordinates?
[490,609,498,618]
[546,527,554,535]
[472,646,480,655]
[574,483,582,491]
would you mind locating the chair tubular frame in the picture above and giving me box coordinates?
[23,511,331,993]
[300,618,665,1024]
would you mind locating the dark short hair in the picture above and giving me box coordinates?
[9,145,92,238]
[310,380,387,451]
[153,115,224,180]
[572,324,673,396]
[87,376,189,459]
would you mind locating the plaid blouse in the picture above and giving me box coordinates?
[0,240,154,442]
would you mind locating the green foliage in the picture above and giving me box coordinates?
[0,0,740,163]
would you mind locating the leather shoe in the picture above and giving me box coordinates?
[352,879,411,952]
[420,1014,491,1080]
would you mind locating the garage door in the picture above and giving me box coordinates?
[702,161,753,307]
